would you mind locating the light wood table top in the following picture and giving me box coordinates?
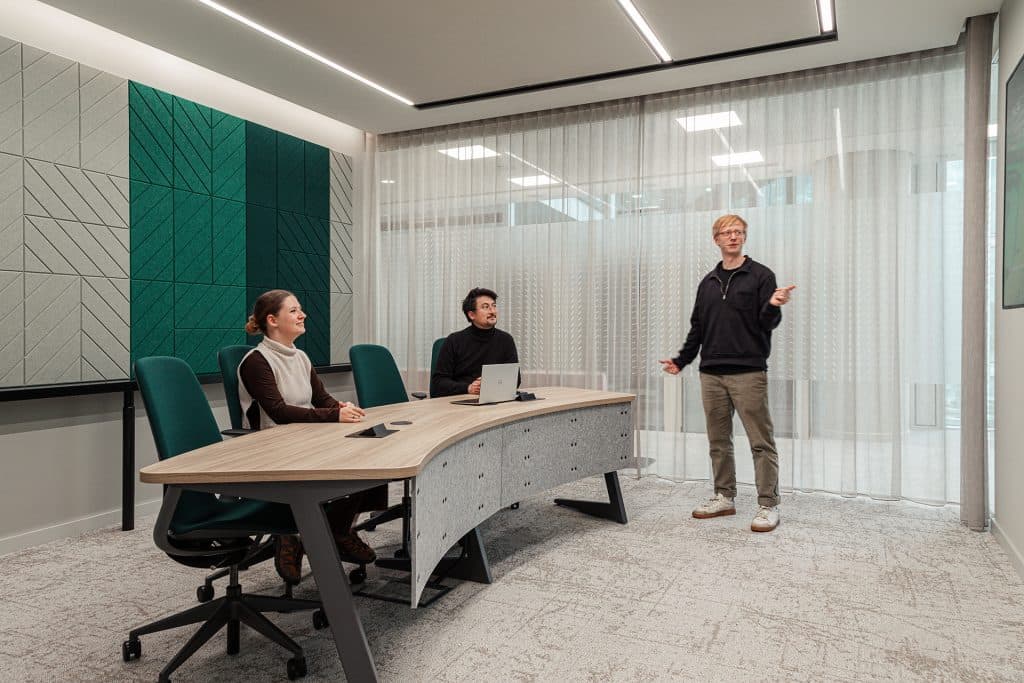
[140,386,634,485]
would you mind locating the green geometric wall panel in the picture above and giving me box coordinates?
[212,110,245,202]
[305,142,329,219]
[277,132,304,214]
[245,122,276,207]
[173,282,244,330]
[128,83,172,187]
[173,189,212,284]
[293,289,329,366]
[245,203,277,289]
[278,211,328,256]
[129,181,173,281]
[278,250,328,294]
[175,329,246,375]
[130,279,173,364]
[173,97,212,195]
[212,198,245,286]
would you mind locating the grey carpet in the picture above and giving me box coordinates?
[1,476,1022,682]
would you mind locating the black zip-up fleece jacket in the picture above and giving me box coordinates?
[672,256,781,372]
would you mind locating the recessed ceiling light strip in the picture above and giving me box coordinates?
[195,0,414,105]
[615,0,672,63]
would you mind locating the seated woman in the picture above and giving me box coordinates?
[238,289,386,584]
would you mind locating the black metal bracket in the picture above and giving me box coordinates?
[553,471,628,524]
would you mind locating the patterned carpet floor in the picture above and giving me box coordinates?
[0,476,1022,682]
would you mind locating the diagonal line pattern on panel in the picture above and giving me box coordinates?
[83,171,129,226]
[174,100,212,194]
[129,83,172,186]
[212,113,244,200]
[52,163,125,227]
[278,212,318,254]
[329,151,353,224]
[24,275,77,336]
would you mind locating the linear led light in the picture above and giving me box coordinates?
[194,0,414,105]
[817,0,835,32]
[677,111,742,132]
[380,179,396,184]
[439,145,499,160]
[989,123,998,138]
[615,0,672,63]
[711,151,764,167]
[509,174,560,187]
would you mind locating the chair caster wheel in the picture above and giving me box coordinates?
[510,502,520,510]
[122,638,141,662]
[312,609,329,630]
[349,566,367,584]
[196,584,214,602]
[287,656,307,679]
[393,547,408,559]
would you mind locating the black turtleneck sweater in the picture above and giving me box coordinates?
[430,325,519,397]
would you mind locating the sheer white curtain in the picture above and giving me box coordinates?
[375,48,966,504]
[376,101,641,396]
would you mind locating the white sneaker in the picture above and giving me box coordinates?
[751,506,780,532]
[692,493,736,519]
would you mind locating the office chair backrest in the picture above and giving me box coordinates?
[429,337,445,397]
[136,356,222,460]
[349,344,409,408]
[218,345,253,430]
[135,356,230,535]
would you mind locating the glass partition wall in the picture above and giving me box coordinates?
[376,47,967,504]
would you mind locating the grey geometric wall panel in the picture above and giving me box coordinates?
[0,152,20,270]
[24,159,128,227]
[80,66,128,178]
[81,276,129,380]
[25,216,128,278]
[330,292,352,364]
[329,150,353,224]
[0,270,23,386]
[0,39,20,156]
[24,272,80,384]
[329,221,352,293]
[22,47,78,166]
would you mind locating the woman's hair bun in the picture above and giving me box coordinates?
[244,315,260,335]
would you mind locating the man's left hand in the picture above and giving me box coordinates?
[770,284,796,307]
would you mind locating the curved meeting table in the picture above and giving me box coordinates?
[141,386,636,682]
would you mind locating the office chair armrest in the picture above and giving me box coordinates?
[411,392,427,400]
[221,427,254,437]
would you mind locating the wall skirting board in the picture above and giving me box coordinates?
[0,497,161,557]
[991,517,1024,581]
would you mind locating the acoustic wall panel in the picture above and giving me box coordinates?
[1,33,357,386]
[330,293,352,364]
[0,152,21,271]
[22,47,78,166]
[82,276,129,381]
[0,270,23,386]
[329,150,353,224]
[24,272,80,384]
[0,39,20,156]
[80,66,128,178]
[212,111,245,202]
[128,82,172,187]
[129,181,173,282]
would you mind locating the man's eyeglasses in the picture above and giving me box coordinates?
[716,229,746,239]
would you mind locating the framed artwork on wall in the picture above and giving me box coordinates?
[1004,53,1024,308]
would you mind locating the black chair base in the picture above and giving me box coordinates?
[123,566,319,682]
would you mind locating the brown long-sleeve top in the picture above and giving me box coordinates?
[239,350,339,429]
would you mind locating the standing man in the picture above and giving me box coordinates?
[431,287,520,397]
[659,214,795,532]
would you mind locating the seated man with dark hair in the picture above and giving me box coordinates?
[430,287,520,398]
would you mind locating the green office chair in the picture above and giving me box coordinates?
[218,344,255,437]
[123,356,319,682]
[411,337,446,399]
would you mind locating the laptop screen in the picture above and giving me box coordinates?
[478,363,519,404]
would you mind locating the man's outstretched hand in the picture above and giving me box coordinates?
[770,284,796,307]
[658,359,681,375]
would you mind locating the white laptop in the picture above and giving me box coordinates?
[452,363,520,405]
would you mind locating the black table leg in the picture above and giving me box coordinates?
[122,388,135,531]
[553,471,628,524]
[291,499,379,682]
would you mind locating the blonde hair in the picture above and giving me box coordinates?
[245,289,295,335]
[712,214,748,237]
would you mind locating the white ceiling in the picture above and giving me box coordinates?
[41,0,1000,134]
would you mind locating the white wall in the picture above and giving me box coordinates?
[0,0,366,553]
[995,0,1024,578]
